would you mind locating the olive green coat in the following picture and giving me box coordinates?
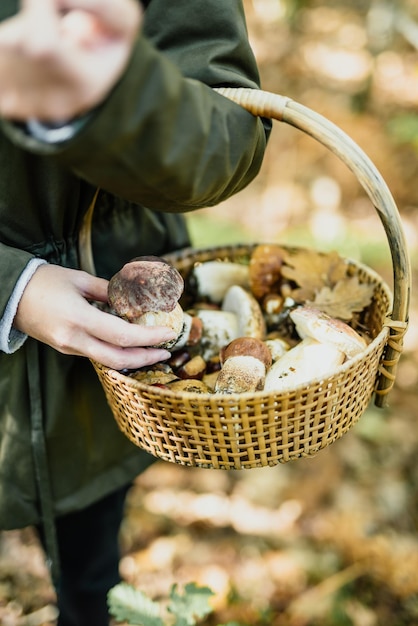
[0,0,269,530]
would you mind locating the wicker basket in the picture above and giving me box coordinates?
[91,88,411,470]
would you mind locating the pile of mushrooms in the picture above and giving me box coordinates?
[107,249,368,395]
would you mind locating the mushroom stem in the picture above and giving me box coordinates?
[215,337,272,394]
[215,355,267,394]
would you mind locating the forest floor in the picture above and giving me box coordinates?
[1,1,418,625]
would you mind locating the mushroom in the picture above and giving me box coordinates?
[108,256,184,349]
[222,285,266,339]
[168,379,211,394]
[169,312,203,351]
[194,309,240,360]
[202,370,220,392]
[264,337,291,362]
[264,336,345,392]
[289,306,367,358]
[132,304,184,347]
[129,366,179,386]
[215,337,272,394]
[176,355,207,381]
[192,261,250,304]
[249,244,285,301]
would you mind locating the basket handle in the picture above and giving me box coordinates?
[215,87,411,407]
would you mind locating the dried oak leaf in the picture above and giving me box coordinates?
[281,248,348,302]
[309,276,375,321]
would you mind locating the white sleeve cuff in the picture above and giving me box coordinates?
[27,118,77,143]
[0,258,47,354]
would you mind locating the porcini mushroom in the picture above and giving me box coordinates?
[222,285,266,339]
[194,309,240,360]
[264,336,345,392]
[264,337,291,362]
[170,312,203,351]
[290,306,367,358]
[215,337,272,394]
[249,243,285,301]
[108,256,184,348]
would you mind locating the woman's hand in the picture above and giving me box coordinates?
[14,264,176,370]
[0,0,142,121]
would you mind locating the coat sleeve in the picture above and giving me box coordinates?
[0,244,38,326]
[0,257,46,352]
[1,0,271,213]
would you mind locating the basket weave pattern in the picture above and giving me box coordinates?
[92,244,391,469]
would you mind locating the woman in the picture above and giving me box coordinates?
[0,1,270,624]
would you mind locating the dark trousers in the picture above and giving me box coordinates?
[36,484,130,626]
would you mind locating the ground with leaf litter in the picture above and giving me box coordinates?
[1,0,418,624]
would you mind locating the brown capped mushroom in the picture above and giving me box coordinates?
[215,337,272,394]
[108,256,183,319]
[249,244,285,300]
[108,256,184,348]
[289,306,367,358]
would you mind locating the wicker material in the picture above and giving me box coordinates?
[90,88,411,469]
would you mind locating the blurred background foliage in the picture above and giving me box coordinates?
[1,1,418,625]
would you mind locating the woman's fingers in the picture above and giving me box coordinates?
[53,302,175,369]
[80,339,172,371]
[81,300,177,350]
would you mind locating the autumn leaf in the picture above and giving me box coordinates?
[281,249,348,301]
[309,276,375,321]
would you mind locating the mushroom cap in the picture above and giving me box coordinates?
[220,337,272,369]
[108,257,184,320]
[249,244,285,300]
[290,306,367,358]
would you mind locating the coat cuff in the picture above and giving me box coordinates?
[0,258,47,354]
